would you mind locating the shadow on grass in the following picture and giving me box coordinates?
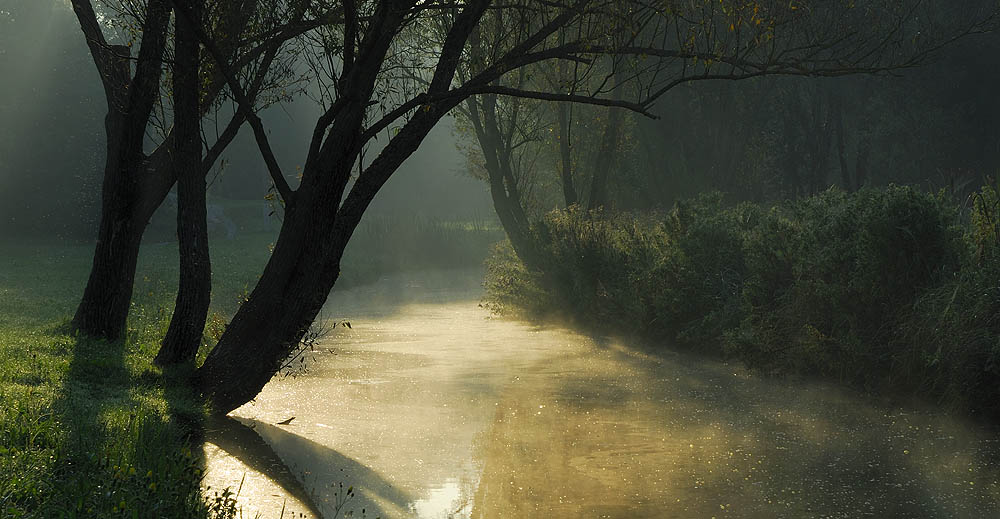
[45,333,209,517]
[53,333,128,455]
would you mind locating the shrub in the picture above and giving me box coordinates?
[898,256,1000,416]
[485,184,996,418]
[730,186,968,382]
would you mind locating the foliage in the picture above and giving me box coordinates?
[730,187,967,380]
[486,185,999,417]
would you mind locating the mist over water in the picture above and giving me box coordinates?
[203,271,1000,519]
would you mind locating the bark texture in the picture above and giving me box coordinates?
[70,0,171,340]
[157,0,211,365]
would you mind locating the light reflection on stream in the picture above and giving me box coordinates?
[203,269,1000,518]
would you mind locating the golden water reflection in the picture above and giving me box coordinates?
[205,272,1000,518]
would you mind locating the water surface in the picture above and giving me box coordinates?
[203,270,1000,518]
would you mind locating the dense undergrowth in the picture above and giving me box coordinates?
[485,184,1000,418]
[1,215,497,517]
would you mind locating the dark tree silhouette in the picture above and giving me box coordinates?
[68,0,330,342]
[155,0,209,365]
[191,0,996,413]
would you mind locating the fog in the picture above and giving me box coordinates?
[3,2,999,518]
[0,2,493,242]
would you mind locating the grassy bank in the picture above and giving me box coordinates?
[485,185,1000,418]
[0,243,220,517]
[1,215,499,517]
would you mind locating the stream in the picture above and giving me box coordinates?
[202,269,1000,518]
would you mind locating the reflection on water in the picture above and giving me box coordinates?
[205,270,1000,518]
[412,478,470,518]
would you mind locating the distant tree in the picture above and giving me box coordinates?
[460,1,996,255]
[455,0,997,266]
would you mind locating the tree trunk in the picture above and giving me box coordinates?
[71,135,175,341]
[71,54,149,341]
[72,179,145,341]
[195,98,385,414]
[196,205,333,413]
[463,95,538,266]
[833,94,854,191]
[855,136,871,188]
[587,103,623,211]
[557,102,578,207]
[157,0,210,366]
[70,0,171,341]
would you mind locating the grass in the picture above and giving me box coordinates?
[0,255,215,517]
[0,212,499,517]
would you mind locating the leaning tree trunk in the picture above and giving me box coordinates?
[156,0,210,365]
[197,104,465,414]
[195,204,341,413]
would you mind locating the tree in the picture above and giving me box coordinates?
[454,0,997,258]
[68,0,330,343]
[189,0,996,414]
[195,0,660,412]
[69,0,171,341]
[155,0,209,364]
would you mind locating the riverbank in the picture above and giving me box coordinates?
[484,185,1000,420]
[0,218,499,517]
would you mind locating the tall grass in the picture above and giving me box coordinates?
[485,185,1000,418]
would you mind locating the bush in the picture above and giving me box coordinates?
[730,187,967,382]
[485,185,998,417]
